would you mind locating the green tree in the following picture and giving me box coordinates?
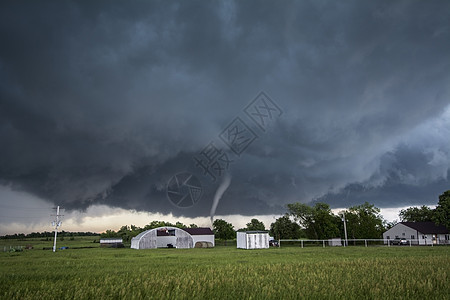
[384,220,398,230]
[344,202,384,239]
[100,229,118,238]
[287,202,340,239]
[433,190,450,229]
[117,225,132,242]
[212,219,235,240]
[269,215,302,240]
[399,206,434,222]
[143,221,175,230]
[189,223,198,228]
[312,203,341,239]
[245,218,266,231]
[287,202,316,238]
[129,225,142,238]
[174,221,186,228]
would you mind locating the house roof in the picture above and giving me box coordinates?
[182,228,214,235]
[401,222,449,234]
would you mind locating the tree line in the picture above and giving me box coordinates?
[3,190,448,241]
[215,190,449,241]
[1,231,98,240]
[211,201,386,240]
[398,190,449,228]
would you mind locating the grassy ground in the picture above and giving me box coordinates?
[0,236,100,250]
[0,241,448,299]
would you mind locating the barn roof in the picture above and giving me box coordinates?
[401,222,448,234]
[182,228,214,235]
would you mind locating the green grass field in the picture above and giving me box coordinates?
[1,239,448,299]
[0,235,101,250]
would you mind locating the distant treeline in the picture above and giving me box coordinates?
[1,231,98,239]
[3,191,447,241]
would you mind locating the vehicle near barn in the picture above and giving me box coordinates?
[269,239,279,247]
[391,238,408,245]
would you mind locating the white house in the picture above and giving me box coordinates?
[131,227,214,249]
[383,222,449,245]
[237,231,269,249]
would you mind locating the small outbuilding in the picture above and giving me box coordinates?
[328,238,343,246]
[383,222,449,245]
[131,227,214,249]
[237,231,269,249]
[100,238,124,248]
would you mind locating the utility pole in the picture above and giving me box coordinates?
[342,212,348,247]
[51,206,63,252]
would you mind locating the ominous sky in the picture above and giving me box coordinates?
[1,0,449,233]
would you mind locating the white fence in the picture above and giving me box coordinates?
[278,239,449,248]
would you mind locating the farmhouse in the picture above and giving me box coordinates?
[131,227,214,249]
[237,231,269,249]
[383,222,449,245]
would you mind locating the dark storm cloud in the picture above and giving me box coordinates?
[0,0,449,218]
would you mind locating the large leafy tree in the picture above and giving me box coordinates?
[212,219,235,240]
[114,225,143,241]
[287,202,316,238]
[245,218,266,231]
[269,215,302,240]
[143,221,175,230]
[433,190,450,229]
[344,202,384,239]
[312,203,341,239]
[399,206,434,222]
[142,220,186,231]
[287,202,340,239]
[100,229,119,238]
[117,225,132,241]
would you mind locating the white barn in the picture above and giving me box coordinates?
[383,222,449,245]
[131,227,214,249]
[237,231,269,249]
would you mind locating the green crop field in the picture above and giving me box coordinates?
[1,240,448,299]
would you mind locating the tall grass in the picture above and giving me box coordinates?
[1,245,448,299]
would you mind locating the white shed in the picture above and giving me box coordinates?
[237,231,269,249]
